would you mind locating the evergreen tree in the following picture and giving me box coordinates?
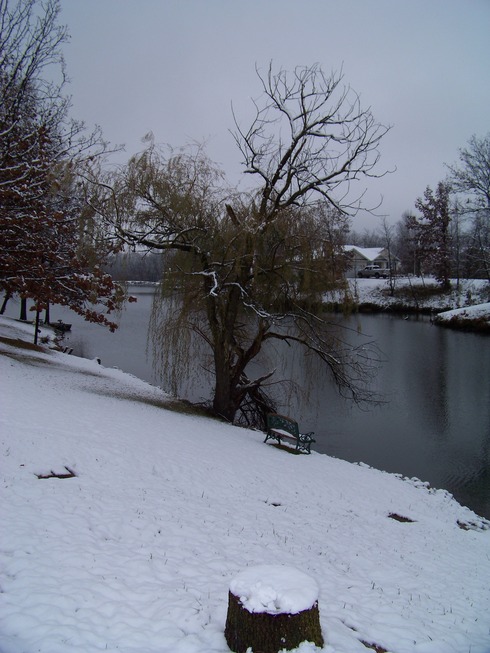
[411,182,452,290]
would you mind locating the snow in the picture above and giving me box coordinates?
[344,246,386,262]
[344,277,490,321]
[229,565,319,615]
[1,315,490,653]
[434,302,490,325]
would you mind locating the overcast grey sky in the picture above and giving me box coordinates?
[59,0,489,230]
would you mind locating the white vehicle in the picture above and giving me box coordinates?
[357,265,389,279]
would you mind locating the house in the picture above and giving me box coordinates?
[344,245,399,278]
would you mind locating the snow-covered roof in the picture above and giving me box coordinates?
[344,245,386,261]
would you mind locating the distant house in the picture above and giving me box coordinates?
[344,245,399,278]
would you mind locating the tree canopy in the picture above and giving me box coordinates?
[0,0,125,337]
[89,63,390,424]
[409,182,452,291]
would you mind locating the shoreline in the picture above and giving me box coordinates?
[322,277,490,333]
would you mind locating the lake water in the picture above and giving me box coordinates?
[5,286,490,520]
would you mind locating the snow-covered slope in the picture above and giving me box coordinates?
[1,316,489,653]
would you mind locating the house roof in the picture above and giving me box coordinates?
[344,245,386,261]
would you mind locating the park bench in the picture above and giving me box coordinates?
[264,413,315,454]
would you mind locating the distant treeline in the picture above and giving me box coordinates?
[104,252,169,282]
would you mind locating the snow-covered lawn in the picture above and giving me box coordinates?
[433,302,490,329]
[347,277,490,312]
[336,277,490,329]
[1,316,489,653]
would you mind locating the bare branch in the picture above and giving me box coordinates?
[232,62,391,221]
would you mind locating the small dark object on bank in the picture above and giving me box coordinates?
[388,512,415,523]
[52,320,72,332]
[36,466,77,479]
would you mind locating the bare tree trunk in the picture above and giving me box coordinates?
[34,309,41,345]
[20,298,27,321]
[208,284,248,422]
[212,350,241,422]
[0,292,11,315]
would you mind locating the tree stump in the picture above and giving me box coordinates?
[224,565,324,653]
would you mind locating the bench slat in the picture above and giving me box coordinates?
[270,428,295,438]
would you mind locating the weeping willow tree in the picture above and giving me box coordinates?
[93,63,389,425]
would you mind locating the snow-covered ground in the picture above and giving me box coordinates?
[341,277,490,329]
[348,276,489,310]
[1,315,490,653]
[433,302,490,328]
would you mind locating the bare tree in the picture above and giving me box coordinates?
[378,216,397,294]
[393,212,417,276]
[447,134,490,281]
[94,64,389,425]
[346,228,380,248]
[232,63,388,218]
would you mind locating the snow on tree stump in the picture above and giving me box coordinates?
[224,565,324,653]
